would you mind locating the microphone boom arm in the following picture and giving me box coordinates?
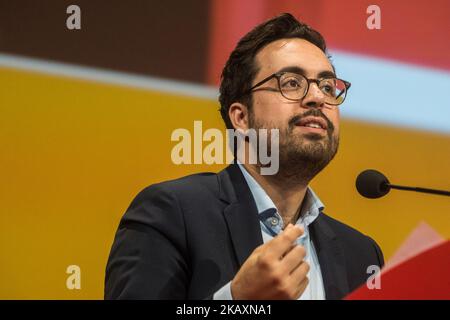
[387,183,450,197]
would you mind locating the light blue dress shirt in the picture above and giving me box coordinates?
[213,163,326,300]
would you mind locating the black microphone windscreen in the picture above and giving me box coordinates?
[356,169,390,199]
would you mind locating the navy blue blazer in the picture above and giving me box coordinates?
[105,164,384,299]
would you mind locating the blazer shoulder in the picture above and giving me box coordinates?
[133,171,221,205]
[320,212,384,266]
[119,171,221,249]
[320,212,369,239]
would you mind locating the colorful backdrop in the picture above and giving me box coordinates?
[1,0,449,299]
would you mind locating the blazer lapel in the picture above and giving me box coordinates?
[217,165,349,299]
[309,214,349,300]
[218,164,263,267]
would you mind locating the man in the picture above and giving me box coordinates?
[105,13,384,300]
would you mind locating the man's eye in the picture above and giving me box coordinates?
[322,85,333,92]
[320,83,336,96]
[282,78,302,89]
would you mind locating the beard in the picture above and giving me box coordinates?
[248,108,339,184]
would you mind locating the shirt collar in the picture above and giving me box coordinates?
[237,162,324,227]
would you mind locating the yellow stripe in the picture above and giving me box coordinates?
[1,67,449,299]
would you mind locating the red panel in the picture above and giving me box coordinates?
[346,240,450,299]
[306,0,450,71]
[206,0,269,85]
[207,0,450,85]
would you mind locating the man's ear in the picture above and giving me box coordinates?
[229,102,250,131]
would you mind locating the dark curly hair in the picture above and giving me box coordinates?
[219,13,331,129]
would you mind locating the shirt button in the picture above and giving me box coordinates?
[270,217,279,226]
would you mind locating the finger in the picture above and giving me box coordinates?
[266,224,304,258]
[280,242,297,259]
[280,244,306,274]
[290,260,310,284]
[294,276,309,299]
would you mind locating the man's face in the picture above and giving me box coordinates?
[249,38,340,179]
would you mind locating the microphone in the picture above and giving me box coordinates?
[356,169,450,198]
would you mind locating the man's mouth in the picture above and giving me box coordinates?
[294,116,328,133]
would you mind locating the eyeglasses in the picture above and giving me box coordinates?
[244,72,351,106]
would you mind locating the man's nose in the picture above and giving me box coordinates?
[301,82,326,108]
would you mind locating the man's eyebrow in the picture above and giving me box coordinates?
[276,66,336,79]
[318,70,337,79]
[277,66,306,75]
